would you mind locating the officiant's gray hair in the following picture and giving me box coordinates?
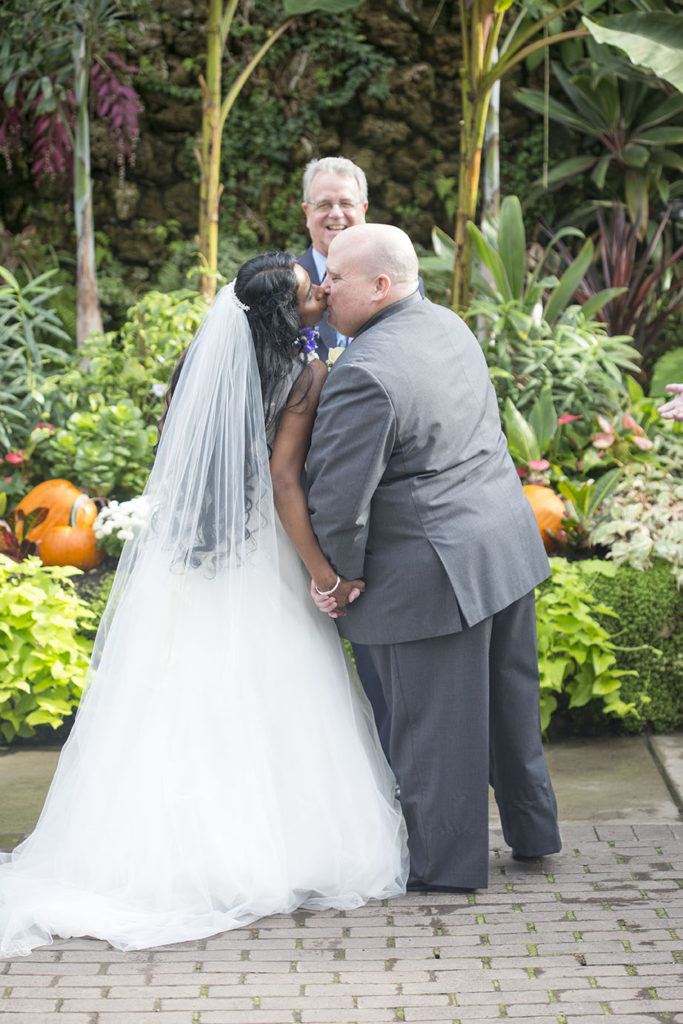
[302,157,368,204]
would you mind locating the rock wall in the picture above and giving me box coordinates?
[0,1,532,292]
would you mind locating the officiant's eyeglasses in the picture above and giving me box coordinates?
[311,200,362,213]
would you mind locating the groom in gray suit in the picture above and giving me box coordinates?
[307,224,561,892]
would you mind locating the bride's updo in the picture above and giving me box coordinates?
[159,252,308,441]
[235,252,307,416]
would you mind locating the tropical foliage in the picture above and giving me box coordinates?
[464,196,640,415]
[0,266,70,449]
[1,0,682,743]
[515,41,683,230]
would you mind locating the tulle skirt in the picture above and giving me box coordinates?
[0,520,407,956]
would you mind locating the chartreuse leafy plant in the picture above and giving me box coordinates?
[535,558,642,733]
[32,289,207,498]
[0,554,94,742]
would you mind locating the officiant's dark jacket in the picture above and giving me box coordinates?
[307,291,550,645]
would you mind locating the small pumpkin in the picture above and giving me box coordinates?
[523,484,566,553]
[15,479,97,544]
[40,524,104,572]
[40,494,104,572]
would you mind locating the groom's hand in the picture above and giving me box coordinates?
[310,577,365,617]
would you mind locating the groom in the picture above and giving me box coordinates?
[306,224,561,892]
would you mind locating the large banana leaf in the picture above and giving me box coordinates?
[583,14,683,93]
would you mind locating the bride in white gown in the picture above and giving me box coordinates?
[0,253,408,956]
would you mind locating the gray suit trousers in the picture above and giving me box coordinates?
[368,590,561,890]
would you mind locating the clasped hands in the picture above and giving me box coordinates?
[310,576,365,618]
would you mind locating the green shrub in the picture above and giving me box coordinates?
[0,554,94,743]
[42,289,207,431]
[587,560,683,734]
[72,565,116,643]
[42,399,157,498]
[535,558,641,734]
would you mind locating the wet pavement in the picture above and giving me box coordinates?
[1,733,682,1023]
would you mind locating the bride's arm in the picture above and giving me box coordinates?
[270,359,364,610]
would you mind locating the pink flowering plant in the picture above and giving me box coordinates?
[0,423,57,507]
[504,385,591,483]
[579,409,657,475]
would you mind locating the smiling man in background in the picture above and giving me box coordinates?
[297,156,369,361]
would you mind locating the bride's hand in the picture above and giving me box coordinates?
[310,577,365,617]
[333,577,365,613]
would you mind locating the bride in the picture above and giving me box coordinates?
[0,252,408,956]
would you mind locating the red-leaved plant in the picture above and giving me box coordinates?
[0,53,141,191]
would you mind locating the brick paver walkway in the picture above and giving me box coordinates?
[3,823,682,1023]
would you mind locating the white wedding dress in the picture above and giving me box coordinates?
[0,286,408,957]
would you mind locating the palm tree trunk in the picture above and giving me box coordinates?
[197,0,230,301]
[196,2,293,301]
[73,28,103,345]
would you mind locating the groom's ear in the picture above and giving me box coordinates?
[373,274,392,301]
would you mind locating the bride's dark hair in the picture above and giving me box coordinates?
[158,251,310,440]
[235,251,309,420]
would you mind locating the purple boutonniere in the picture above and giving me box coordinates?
[294,327,319,357]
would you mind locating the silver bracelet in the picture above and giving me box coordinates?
[315,574,341,596]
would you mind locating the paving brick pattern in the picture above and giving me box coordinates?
[2,824,682,1023]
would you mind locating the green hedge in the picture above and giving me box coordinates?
[588,560,682,734]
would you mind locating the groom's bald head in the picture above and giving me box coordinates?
[324,224,420,337]
[332,223,419,286]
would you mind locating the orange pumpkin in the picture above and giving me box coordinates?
[16,479,98,544]
[523,484,566,553]
[40,522,104,572]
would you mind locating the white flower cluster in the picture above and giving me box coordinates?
[94,496,150,546]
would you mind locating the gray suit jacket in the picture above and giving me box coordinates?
[307,291,550,645]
